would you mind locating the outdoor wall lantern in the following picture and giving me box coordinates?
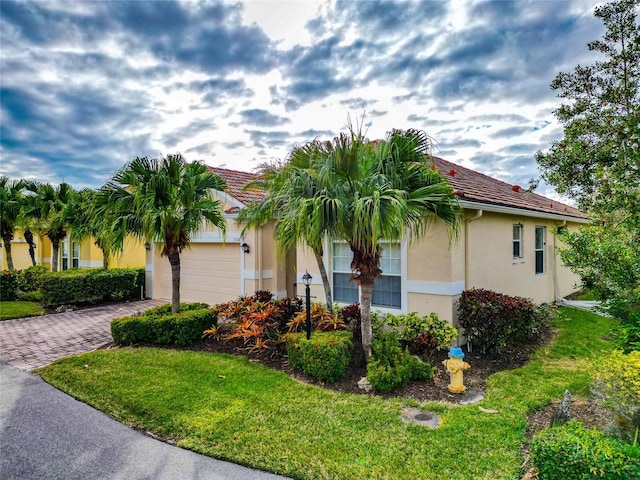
[241,242,250,254]
[144,242,151,251]
[302,270,312,340]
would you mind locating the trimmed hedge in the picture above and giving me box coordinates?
[285,331,353,383]
[111,303,215,347]
[17,265,49,293]
[457,288,551,353]
[0,270,18,301]
[40,268,144,308]
[142,302,210,318]
[530,421,640,480]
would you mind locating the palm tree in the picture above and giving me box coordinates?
[237,146,338,312]
[98,154,227,313]
[0,177,26,271]
[22,182,76,272]
[69,188,114,269]
[305,125,461,358]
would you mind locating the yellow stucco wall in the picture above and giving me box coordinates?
[296,209,584,325]
[1,229,50,270]
[1,229,144,271]
[110,238,145,268]
[465,212,581,303]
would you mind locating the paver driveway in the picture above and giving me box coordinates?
[0,299,164,371]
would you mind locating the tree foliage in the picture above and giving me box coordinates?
[536,0,640,351]
[21,182,77,272]
[536,0,639,218]
[98,154,227,313]
[0,177,26,271]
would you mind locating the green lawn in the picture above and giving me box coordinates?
[0,300,44,320]
[36,308,617,480]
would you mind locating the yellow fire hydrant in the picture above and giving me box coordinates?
[442,347,470,393]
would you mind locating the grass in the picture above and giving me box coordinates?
[0,300,44,320]
[36,307,618,480]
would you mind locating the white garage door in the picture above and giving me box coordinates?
[154,243,241,305]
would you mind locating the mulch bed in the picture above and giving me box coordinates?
[189,327,553,403]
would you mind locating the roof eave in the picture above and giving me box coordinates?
[459,200,590,224]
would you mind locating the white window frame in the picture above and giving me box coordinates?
[72,241,80,268]
[513,224,522,258]
[535,226,545,275]
[61,238,69,271]
[331,240,402,309]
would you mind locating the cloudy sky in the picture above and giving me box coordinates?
[0,0,604,199]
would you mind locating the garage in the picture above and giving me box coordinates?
[153,242,241,305]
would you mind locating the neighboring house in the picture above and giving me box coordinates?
[1,229,145,271]
[148,161,587,325]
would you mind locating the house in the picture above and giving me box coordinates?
[1,230,145,271]
[147,160,587,325]
[146,168,295,304]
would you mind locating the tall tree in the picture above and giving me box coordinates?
[69,188,114,269]
[0,177,25,271]
[98,154,227,314]
[266,124,461,358]
[19,181,44,267]
[22,182,76,272]
[329,127,461,357]
[237,147,337,313]
[536,0,639,218]
[535,0,639,348]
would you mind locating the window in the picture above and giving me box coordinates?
[72,242,80,268]
[332,241,402,309]
[513,224,522,258]
[61,238,69,270]
[535,226,545,274]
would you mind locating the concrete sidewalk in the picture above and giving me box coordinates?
[0,362,289,480]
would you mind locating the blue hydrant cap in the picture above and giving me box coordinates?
[449,347,465,358]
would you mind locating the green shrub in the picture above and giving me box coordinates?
[16,265,50,293]
[0,270,18,301]
[111,306,216,347]
[457,288,551,353]
[607,291,640,353]
[143,302,210,317]
[591,350,640,442]
[285,331,353,383]
[530,421,640,480]
[40,268,144,308]
[366,332,435,393]
[373,311,457,358]
[18,290,43,302]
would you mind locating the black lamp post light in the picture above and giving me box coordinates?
[302,270,312,340]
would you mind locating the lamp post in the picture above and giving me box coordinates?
[302,270,312,340]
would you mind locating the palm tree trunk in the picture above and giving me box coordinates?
[97,243,109,269]
[2,235,15,271]
[168,250,181,314]
[360,279,374,360]
[24,230,37,266]
[51,239,60,272]
[314,250,333,313]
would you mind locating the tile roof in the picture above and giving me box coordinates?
[208,167,265,211]
[208,160,587,220]
[433,157,587,219]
